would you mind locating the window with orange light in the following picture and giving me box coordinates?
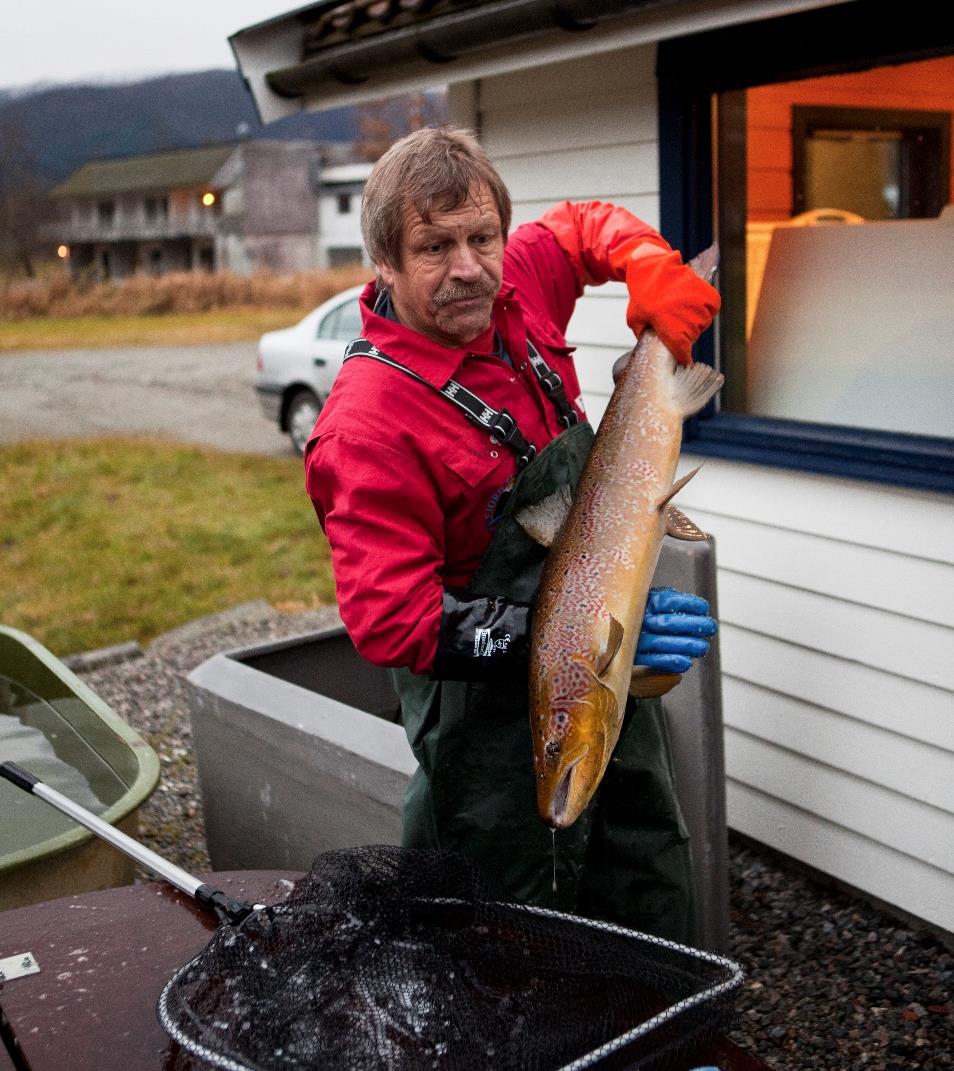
[658,3,954,491]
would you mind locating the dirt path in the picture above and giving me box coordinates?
[0,342,292,456]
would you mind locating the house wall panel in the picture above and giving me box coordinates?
[676,457,953,563]
[476,46,656,108]
[481,95,658,159]
[717,572,952,691]
[496,144,660,205]
[510,195,660,229]
[727,730,954,874]
[724,677,954,811]
[719,627,953,751]
[451,46,954,932]
[682,508,954,626]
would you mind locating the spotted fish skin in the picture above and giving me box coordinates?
[528,248,723,829]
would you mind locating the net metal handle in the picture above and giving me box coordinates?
[0,761,260,923]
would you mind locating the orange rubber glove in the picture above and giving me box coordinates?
[539,201,721,366]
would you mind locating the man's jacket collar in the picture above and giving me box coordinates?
[358,281,526,388]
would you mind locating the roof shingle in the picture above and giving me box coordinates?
[51,145,236,199]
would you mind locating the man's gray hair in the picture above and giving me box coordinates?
[361,126,512,270]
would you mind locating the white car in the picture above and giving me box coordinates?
[255,284,365,455]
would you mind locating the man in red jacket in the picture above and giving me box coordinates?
[306,127,719,941]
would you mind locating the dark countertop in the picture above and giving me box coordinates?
[0,872,768,1071]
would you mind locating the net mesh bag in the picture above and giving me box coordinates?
[158,845,742,1070]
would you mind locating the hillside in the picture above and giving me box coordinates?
[0,70,443,186]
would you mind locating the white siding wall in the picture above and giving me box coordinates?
[318,193,369,268]
[449,50,954,933]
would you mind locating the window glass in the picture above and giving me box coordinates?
[317,299,362,340]
[724,56,954,440]
[335,299,363,340]
[316,307,341,340]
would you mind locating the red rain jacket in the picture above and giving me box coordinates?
[304,202,719,674]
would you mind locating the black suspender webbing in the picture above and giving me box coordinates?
[343,338,538,467]
[342,336,579,469]
[525,340,580,430]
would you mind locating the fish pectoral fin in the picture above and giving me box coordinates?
[655,465,702,511]
[596,612,625,677]
[630,666,682,698]
[665,505,709,541]
[515,485,573,547]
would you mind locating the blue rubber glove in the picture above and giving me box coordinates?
[635,587,717,674]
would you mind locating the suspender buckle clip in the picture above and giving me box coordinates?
[491,409,519,443]
[539,370,563,396]
[491,411,536,468]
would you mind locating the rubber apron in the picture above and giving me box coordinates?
[392,424,696,943]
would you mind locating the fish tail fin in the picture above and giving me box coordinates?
[688,243,719,283]
[672,361,724,418]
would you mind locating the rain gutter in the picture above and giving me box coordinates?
[264,0,675,98]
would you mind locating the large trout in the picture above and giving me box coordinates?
[517,246,723,829]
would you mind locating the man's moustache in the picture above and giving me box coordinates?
[434,282,496,307]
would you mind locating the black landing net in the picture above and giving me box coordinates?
[158,845,742,1071]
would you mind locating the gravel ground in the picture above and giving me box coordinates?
[74,602,953,1070]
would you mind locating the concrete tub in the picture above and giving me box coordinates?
[188,538,728,949]
[0,626,160,911]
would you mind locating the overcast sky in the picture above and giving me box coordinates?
[2,1,297,91]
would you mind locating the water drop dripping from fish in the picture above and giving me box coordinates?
[551,828,558,894]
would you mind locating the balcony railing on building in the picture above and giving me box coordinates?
[46,210,218,244]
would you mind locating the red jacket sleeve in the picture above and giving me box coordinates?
[306,431,445,674]
[537,201,720,365]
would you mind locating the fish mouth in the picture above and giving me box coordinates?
[547,750,587,830]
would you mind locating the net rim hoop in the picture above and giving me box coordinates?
[155,897,745,1071]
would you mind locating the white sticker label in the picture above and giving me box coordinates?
[0,952,40,982]
[474,629,512,657]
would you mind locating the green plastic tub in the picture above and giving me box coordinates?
[0,626,159,911]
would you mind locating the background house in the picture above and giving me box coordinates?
[231,0,954,937]
[50,139,355,278]
[315,161,374,268]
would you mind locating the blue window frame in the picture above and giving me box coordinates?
[657,0,954,494]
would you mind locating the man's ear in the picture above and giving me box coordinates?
[376,261,396,289]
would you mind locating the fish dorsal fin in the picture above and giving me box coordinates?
[596,612,624,677]
[666,505,709,541]
[515,485,573,547]
[671,361,724,418]
[655,464,702,511]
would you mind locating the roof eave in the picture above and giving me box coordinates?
[230,0,847,120]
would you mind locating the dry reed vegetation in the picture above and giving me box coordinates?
[0,265,371,320]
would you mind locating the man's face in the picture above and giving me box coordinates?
[377,184,504,348]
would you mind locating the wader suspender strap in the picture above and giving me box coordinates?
[343,337,579,469]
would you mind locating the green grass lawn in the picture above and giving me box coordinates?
[0,438,335,657]
[0,308,309,352]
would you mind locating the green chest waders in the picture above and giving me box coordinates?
[345,339,696,942]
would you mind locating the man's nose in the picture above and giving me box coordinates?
[448,242,482,280]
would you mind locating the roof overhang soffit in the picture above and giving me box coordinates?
[231,0,846,121]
